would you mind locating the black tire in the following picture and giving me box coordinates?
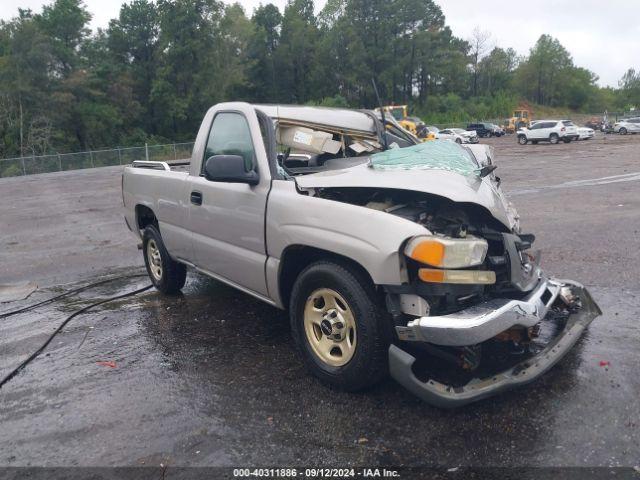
[563,137,572,143]
[142,225,187,294]
[549,133,559,144]
[619,127,627,135]
[531,140,538,145]
[518,135,528,145]
[455,138,462,144]
[289,260,390,391]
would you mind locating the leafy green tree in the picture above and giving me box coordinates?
[0,11,53,156]
[0,0,632,158]
[107,0,159,134]
[618,68,640,108]
[35,0,91,76]
[247,4,282,102]
[275,0,320,103]
[477,47,518,95]
[514,34,573,106]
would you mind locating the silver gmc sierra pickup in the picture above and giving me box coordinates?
[122,102,601,407]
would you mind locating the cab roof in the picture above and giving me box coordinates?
[254,104,377,133]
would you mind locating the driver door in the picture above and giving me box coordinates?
[528,123,544,139]
[187,106,272,297]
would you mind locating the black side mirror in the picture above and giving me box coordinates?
[477,164,498,178]
[203,155,259,185]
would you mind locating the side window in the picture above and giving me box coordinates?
[203,112,256,173]
[545,122,557,129]
[530,123,542,130]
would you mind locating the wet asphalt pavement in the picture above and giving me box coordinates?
[0,133,639,469]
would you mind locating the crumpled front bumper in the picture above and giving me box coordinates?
[389,279,601,408]
[395,276,563,347]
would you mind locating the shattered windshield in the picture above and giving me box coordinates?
[368,141,479,176]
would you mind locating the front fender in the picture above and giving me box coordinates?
[266,180,428,286]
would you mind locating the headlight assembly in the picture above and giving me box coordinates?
[404,235,488,269]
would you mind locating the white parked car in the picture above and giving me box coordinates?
[437,128,479,144]
[613,117,640,134]
[517,120,579,145]
[577,127,595,140]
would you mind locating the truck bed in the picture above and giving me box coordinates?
[131,159,191,172]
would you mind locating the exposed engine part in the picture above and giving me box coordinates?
[460,345,482,371]
[493,325,539,344]
[317,187,503,238]
[559,285,582,311]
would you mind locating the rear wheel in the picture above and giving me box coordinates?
[143,225,187,294]
[518,135,528,145]
[289,260,390,391]
[549,133,559,144]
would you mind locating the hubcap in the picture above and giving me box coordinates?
[147,239,163,281]
[303,288,356,367]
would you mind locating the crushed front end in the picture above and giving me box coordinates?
[386,225,602,407]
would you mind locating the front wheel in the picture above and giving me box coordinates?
[455,138,462,144]
[620,127,628,135]
[518,135,528,145]
[563,137,572,143]
[289,261,390,391]
[143,225,187,294]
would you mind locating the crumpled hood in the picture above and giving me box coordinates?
[295,162,520,231]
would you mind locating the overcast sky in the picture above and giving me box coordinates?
[2,0,638,87]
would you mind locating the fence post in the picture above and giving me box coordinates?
[145,143,149,162]
[118,147,122,165]
[89,150,94,168]
[173,143,177,160]
[57,153,62,171]
[21,156,26,176]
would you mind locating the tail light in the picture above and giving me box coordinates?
[561,127,566,132]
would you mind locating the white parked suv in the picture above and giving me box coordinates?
[517,120,579,145]
[613,117,640,134]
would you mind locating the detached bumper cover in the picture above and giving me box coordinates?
[389,281,601,408]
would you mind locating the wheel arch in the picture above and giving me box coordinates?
[135,204,158,232]
[278,245,377,310]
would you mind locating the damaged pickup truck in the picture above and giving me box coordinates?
[122,102,601,407]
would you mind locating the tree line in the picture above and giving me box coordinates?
[0,0,638,157]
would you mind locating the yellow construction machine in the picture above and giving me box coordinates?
[375,105,435,140]
[504,104,533,133]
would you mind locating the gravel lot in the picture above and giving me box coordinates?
[1,133,639,471]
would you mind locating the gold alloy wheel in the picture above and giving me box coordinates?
[146,239,163,281]
[303,288,357,367]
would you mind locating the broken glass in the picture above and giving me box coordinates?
[368,141,479,176]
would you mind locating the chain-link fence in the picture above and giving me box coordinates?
[0,142,194,178]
